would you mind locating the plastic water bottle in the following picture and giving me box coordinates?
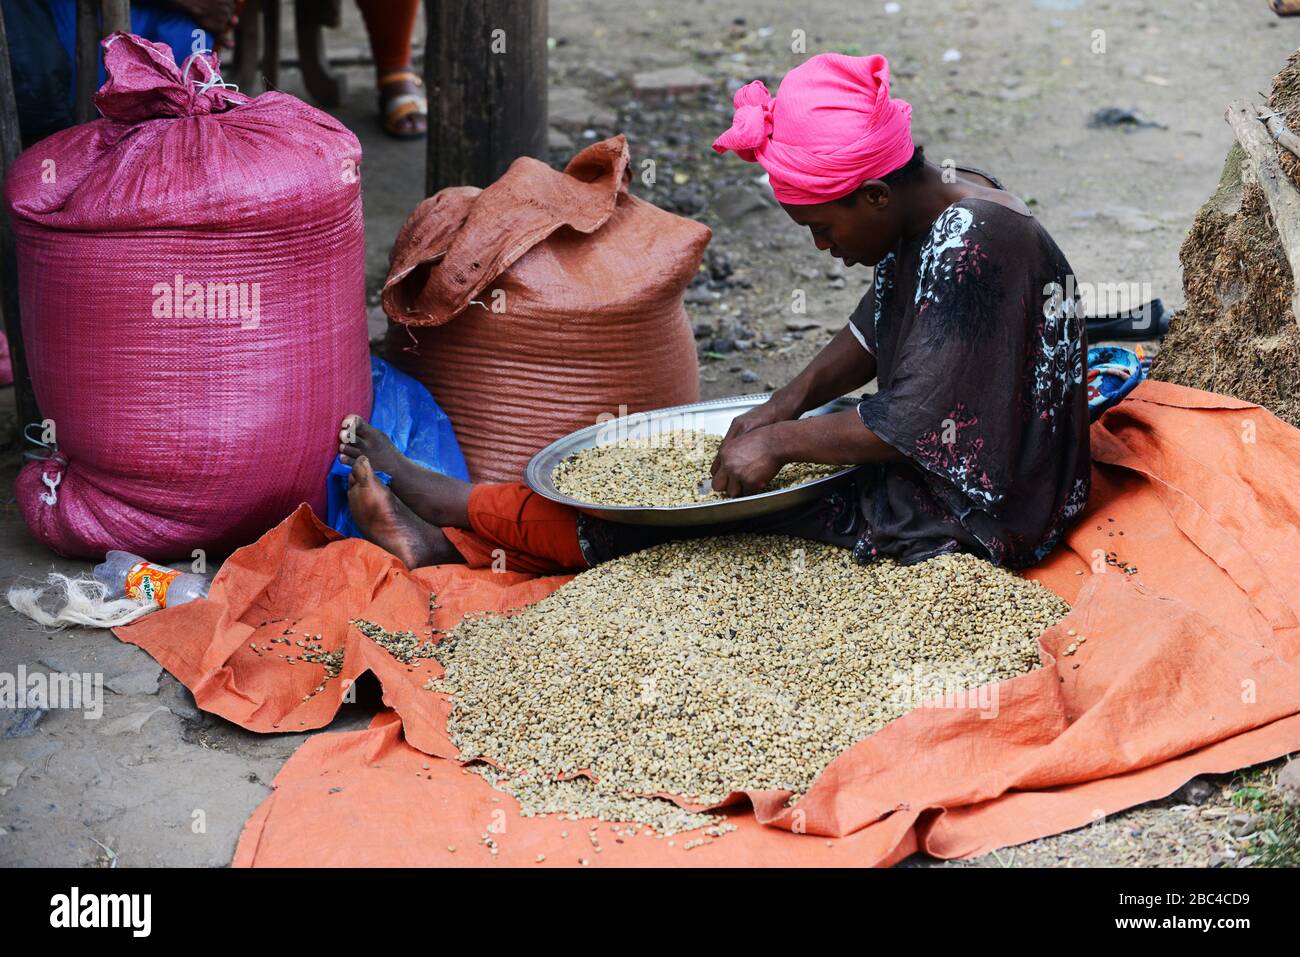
[93,551,211,609]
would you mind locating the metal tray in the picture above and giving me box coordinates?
[525,393,861,526]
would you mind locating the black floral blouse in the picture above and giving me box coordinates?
[575,194,1090,570]
[848,197,1090,566]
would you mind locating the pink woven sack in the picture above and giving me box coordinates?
[5,34,370,560]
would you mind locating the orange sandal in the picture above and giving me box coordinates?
[379,69,428,140]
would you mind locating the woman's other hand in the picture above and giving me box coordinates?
[721,393,800,444]
[709,425,785,498]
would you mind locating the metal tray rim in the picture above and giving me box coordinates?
[524,393,861,523]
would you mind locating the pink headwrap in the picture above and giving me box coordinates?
[712,53,914,205]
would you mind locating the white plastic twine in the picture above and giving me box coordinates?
[8,573,157,629]
[40,471,61,507]
[22,424,63,506]
[180,49,241,97]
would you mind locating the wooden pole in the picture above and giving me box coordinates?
[0,3,42,439]
[264,0,281,90]
[1227,99,1300,329]
[234,0,261,92]
[1262,109,1300,162]
[424,0,548,195]
[74,0,98,124]
[101,0,130,35]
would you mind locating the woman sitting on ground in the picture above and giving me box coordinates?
[339,53,1091,574]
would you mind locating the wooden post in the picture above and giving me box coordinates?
[0,3,42,439]
[74,3,130,124]
[74,0,98,124]
[234,0,261,92]
[424,0,548,195]
[264,0,282,90]
[101,0,130,34]
[1228,99,1300,329]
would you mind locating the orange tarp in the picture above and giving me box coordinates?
[116,381,1300,866]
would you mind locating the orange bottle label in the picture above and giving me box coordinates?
[124,561,181,607]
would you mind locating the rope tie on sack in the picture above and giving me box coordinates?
[24,427,67,507]
[180,49,241,110]
[23,421,63,504]
[40,468,62,507]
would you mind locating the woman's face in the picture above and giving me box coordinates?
[780,184,900,267]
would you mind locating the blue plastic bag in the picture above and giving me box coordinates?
[1086,345,1145,422]
[327,357,469,539]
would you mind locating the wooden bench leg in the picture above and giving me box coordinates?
[294,0,344,106]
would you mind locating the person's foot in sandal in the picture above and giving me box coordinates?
[379,68,427,140]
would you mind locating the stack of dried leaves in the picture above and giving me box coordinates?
[1151,53,1300,426]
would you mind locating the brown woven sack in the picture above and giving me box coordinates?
[382,135,710,482]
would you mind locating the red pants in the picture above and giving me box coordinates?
[355,0,419,74]
[442,483,587,575]
[441,476,864,574]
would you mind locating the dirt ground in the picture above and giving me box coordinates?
[2,0,1299,868]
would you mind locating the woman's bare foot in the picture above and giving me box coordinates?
[347,456,463,569]
[339,414,403,472]
[338,414,473,528]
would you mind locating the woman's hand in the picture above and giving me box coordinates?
[709,425,785,498]
[176,0,237,35]
[721,393,801,444]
